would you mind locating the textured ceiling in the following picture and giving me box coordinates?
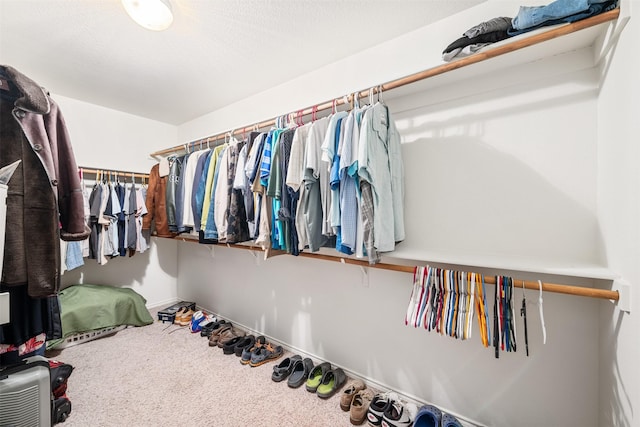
[0,0,484,125]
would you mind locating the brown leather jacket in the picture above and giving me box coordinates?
[143,163,175,237]
[0,65,90,297]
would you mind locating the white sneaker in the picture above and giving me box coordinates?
[381,400,418,427]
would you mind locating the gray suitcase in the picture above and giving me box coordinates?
[0,355,51,427]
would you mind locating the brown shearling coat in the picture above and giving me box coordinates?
[0,65,90,297]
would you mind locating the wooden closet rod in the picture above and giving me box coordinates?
[173,237,619,302]
[150,8,620,158]
[80,166,149,180]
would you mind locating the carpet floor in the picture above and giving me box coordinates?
[46,314,364,427]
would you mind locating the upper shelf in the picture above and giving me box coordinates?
[387,8,624,99]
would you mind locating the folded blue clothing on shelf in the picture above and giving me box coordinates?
[510,0,617,34]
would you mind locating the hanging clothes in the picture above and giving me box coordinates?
[233,133,260,239]
[160,95,406,265]
[201,144,226,241]
[174,152,191,234]
[194,149,213,234]
[166,155,185,233]
[357,102,405,260]
[285,123,311,254]
[126,181,138,255]
[182,149,208,232]
[302,116,331,252]
[135,184,149,253]
[143,163,175,237]
[225,139,250,244]
[116,181,127,256]
[276,128,296,254]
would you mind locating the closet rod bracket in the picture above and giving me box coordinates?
[613,278,632,313]
[360,266,369,288]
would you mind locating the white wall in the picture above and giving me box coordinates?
[55,94,179,307]
[175,3,615,426]
[597,4,639,426]
[178,244,600,427]
[178,1,530,144]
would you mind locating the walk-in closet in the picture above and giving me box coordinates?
[0,1,637,426]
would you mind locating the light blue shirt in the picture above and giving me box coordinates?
[357,102,404,252]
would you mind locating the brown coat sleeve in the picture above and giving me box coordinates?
[44,98,90,241]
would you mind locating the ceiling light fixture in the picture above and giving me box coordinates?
[121,0,173,31]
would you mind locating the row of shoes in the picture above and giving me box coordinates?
[271,356,347,399]
[181,310,463,427]
[200,318,285,367]
[346,388,463,427]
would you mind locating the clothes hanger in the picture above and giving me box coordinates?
[342,95,350,112]
[493,275,500,358]
[288,112,297,129]
[537,280,547,345]
[521,280,529,356]
[406,267,422,326]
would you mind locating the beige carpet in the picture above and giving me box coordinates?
[46,313,363,427]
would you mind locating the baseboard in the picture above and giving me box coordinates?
[195,305,485,427]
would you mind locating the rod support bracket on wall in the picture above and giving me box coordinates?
[360,266,369,288]
[250,250,260,266]
[613,278,631,313]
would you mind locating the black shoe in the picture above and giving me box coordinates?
[288,358,314,388]
[200,320,228,337]
[233,335,256,357]
[222,336,245,355]
[272,355,302,382]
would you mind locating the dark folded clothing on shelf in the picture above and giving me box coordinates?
[464,17,513,38]
[443,29,510,54]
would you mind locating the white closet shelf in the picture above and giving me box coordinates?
[384,248,618,281]
[384,8,625,100]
